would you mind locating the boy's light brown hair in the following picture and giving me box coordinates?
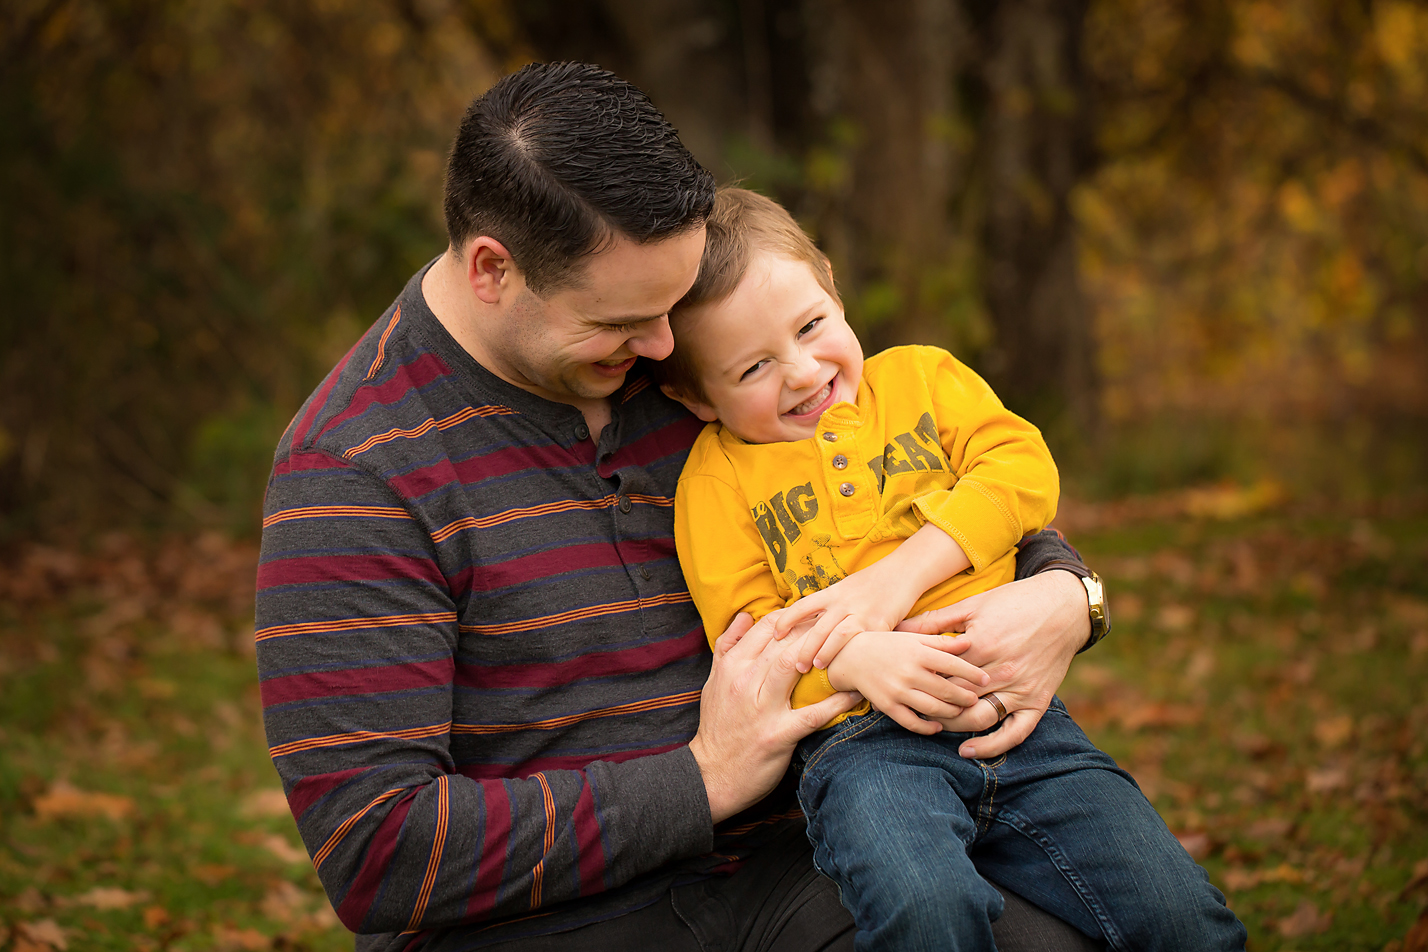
[654,187,841,402]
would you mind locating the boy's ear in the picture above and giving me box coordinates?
[659,383,720,423]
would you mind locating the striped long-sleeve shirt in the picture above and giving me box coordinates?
[256,262,1086,950]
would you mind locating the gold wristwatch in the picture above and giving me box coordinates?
[1041,561,1111,651]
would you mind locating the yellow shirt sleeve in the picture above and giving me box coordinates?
[904,347,1059,573]
[673,431,843,709]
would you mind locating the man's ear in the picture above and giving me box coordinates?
[465,236,518,304]
[659,383,720,423]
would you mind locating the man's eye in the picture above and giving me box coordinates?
[740,359,767,380]
[797,318,823,337]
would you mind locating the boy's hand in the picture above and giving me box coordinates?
[773,560,919,674]
[821,630,989,734]
[772,522,973,674]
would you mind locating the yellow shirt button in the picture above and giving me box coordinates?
[839,482,855,496]
[832,455,848,469]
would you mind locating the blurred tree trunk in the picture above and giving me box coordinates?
[505,0,1099,434]
[979,0,1098,431]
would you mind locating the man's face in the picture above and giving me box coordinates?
[672,252,864,444]
[487,228,706,405]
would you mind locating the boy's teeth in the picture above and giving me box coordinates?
[789,383,831,415]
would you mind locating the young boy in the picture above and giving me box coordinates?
[657,188,1245,951]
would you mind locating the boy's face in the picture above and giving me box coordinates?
[667,252,863,444]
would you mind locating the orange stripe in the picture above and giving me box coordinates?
[313,787,406,870]
[409,775,449,928]
[342,404,515,459]
[451,690,701,736]
[256,611,457,643]
[621,375,651,401]
[365,307,402,381]
[459,592,691,637]
[430,494,674,543]
[531,773,555,909]
[270,721,451,759]
[262,505,411,528]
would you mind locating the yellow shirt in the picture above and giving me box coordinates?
[673,345,1059,715]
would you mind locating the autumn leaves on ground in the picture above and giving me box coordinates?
[1,497,1426,952]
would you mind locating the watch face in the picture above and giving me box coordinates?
[1085,573,1110,636]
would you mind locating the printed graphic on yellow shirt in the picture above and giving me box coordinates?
[866,413,946,492]
[749,412,951,596]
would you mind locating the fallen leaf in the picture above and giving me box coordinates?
[192,864,238,886]
[1222,867,1259,891]
[1175,831,1212,860]
[74,887,150,910]
[1313,715,1354,749]
[212,925,271,950]
[1403,906,1428,952]
[240,789,290,819]
[260,882,308,924]
[1156,604,1194,631]
[258,834,309,865]
[1401,858,1428,902]
[142,906,171,930]
[33,781,134,822]
[1277,899,1332,937]
[17,920,68,951]
[1245,816,1294,840]
[1306,766,1349,793]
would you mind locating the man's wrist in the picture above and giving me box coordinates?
[1038,561,1110,652]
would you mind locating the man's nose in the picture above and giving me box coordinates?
[627,316,675,361]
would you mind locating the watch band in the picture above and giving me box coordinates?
[1039,560,1111,652]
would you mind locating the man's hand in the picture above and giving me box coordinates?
[822,630,987,735]
[896,570,1089,759]
[689,612,863,824]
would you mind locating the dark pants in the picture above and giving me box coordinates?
[483,821,1102,952]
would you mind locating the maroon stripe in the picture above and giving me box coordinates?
[316,351,452,440]
[259,553,445,590]
[262,658,453,707]
[450,542,624,593]
[335,790,418,931]
[456,742,687,781]
[572,781,606,897]
[272,448,353,478]
[599,414,704,473]
[291,340,363,447]
[286,767,368,819]
[467,780,512,920]
[454,627,706,690]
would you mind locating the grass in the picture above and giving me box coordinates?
[1,503,1426,951]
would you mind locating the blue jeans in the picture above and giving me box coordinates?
[795,700,1246,952]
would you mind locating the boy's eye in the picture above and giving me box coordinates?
[740,359,768,380]
[797,317,823,337]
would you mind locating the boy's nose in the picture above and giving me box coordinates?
[786,348,821,389]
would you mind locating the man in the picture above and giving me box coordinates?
[257,62,1108,951]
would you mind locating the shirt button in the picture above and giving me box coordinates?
[822,432,838,442]
[618,494,632,513]
[832,454,848,469]
[639,565,651,580]
[575,423,590,441]
[839,482,855,497]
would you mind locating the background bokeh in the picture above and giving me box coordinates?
[1,1,1425,950]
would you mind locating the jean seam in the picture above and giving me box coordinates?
[976,761,999,837]
[993,809,1127,951]
[800,712,887,777]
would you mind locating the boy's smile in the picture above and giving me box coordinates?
[667,252,864,444]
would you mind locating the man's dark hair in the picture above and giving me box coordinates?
[444,62,716,295]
